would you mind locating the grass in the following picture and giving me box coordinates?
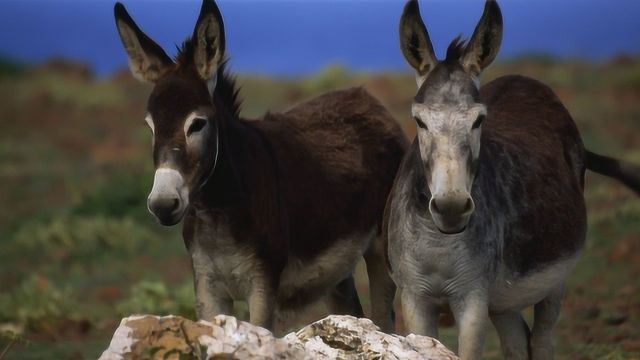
[0,56,639,359]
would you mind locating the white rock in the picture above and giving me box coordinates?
[99,314,458,360]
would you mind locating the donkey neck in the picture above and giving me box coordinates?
[194,92,279,216]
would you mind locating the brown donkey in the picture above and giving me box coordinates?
[385,0,640,359]
[113,0,405,331]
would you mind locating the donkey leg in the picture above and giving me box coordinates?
[490,310,531,360]
[248,280,276,330]
[192,250,233,320]
[451,294,490,360]
[364,236,396,333]
[326,274,365,318]
[531,285,564,360]
[400,290,439,338]
[194,276,233,320]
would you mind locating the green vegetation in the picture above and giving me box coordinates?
[0,275,76,333]
[0,56,639,359]
[116,280,195,319]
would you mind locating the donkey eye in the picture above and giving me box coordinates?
[472,115,485,130]
[187,118,208,136]
[414,116,428,130]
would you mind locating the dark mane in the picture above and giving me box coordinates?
[175,39,242,118]
[175,39,196,67]
[443,36,467,65]
[214,64,242,118]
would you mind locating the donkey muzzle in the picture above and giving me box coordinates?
[429,193,475,234]
[148,168,189,226]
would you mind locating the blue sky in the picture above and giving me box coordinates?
[1,0,639,76]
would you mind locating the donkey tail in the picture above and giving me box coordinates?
[585,150,640,195]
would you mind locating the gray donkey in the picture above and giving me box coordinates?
[385,0,640,359]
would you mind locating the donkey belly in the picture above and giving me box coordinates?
[489,254,580,312]
[277,227,375,309]
[482,142,587,311]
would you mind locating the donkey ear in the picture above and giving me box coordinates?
[461,0,503,75]
[114,3,173,83]
[399,0,437,86]
[192,0,226,84]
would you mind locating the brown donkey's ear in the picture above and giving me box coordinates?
[399,0,437,86]
[114,3,173,83]
[192,0,225,89]
[461,0,503,75]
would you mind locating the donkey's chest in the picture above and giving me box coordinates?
[398,246,487,300]
[209,247,261,299]
[387,209,494,301]
[190,216,265,300]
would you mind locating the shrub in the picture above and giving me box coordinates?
[116,280,195,319]
[0,275,76,332]
[11,215,155,258]
[72,170,152,221]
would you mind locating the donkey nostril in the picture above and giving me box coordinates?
[171,198,180,212]
[463,198,474,213]
[149,196,181,219]
[430,198,441,213]
[430,196,473,216]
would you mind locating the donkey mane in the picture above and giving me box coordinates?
[443,35,466,65]
[175,40,242,118]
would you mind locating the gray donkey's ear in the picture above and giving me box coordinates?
[399,0,438,87]
[461,0,503,75]
[114,2,173,83]
[192,0,226,90]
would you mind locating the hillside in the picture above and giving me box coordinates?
[0,56,639,359]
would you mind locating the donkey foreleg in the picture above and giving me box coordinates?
[400,290,440,338]
[248,280,276,330]
[194,281,232,321]
[451,294,490,360]
[192,250,232,320]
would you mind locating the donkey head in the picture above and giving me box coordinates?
[399,0,502,234]
[114,0,225,225]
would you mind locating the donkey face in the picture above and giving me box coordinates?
[400,0,502,234]
[114,0,225,225]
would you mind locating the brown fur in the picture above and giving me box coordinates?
[181,70,408,289]
[144,59,407,306]
[115,0,406,329]
[477,75,587,274]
